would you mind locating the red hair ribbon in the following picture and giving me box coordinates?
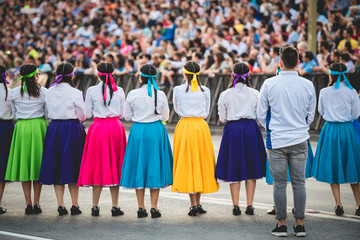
[98,71,118,101]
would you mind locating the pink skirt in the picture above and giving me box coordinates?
[78,118,127,187]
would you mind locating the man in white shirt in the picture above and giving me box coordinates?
[257,45,316,237]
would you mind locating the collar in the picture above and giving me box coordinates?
[278,71,299,76]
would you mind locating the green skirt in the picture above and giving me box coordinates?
[5,118,48,181]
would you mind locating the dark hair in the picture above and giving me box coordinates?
[340,53,351,62]
[56,62,75,87]
[345,27,354,36]
[215,52,225,69]
[232,62,251,88]
[280,45,299,69]
[19,64,40,98]
[0,65,8,100]
[304,51,314,61]
[97,61,115,106]
[139,64,159,114]
[184,61,204,92]
[204,55,215,70]
[329,62,347,86]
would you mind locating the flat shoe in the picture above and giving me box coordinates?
[233,205,241,216]
[33,205,42,215]
[91,206,100,216]
[150,208,161,218]
[57,206,68,216]
[0,207,7,214]
[111,206,124,217]
[335,205,344,216]
[245,205,255,215]
[188,206,199,217]
[137,208,148,218]
[197,204,207,214]
[267,206,276,215]
[25,205,33,215]
[70,205,82,215]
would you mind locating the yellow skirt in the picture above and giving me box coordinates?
[172,117,219,194]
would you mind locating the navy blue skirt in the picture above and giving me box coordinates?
[215,119,267,182]
[39,119,86,185]
[0,120,14,182]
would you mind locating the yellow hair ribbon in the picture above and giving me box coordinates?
[183,68,199,92]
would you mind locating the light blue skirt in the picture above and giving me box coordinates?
[266,140,314,184]
[311,121,360,184]
[120,121,173,188]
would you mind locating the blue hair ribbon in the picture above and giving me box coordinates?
[140,72,159,97]
[329,69,354,90]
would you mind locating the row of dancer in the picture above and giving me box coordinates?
[0,47,360,236]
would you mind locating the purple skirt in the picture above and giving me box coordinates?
[0,120,14,182]
[215,119,266,182]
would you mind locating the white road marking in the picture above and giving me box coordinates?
[0,230,53,240]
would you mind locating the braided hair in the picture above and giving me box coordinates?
[0,65,8,100]
[139,64,159,115]
[184,61,204,92]
[328,62,347,87]
[230,62,251,88]
[97,61,114,106]
[19,63,40,98]
[56,62,75,87]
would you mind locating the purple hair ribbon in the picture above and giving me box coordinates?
[51,72,74,86]
[1,73,9,84]
[233,72,249,87]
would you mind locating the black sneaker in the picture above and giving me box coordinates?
[33,205,42,214]
[70,205,82,215]
[188,206,199,217]
[57,206,68,216]
[137,208,148,218]
[150,208,161,218]
[272,224,287,237]
[233,205,241,216]
[197,204,207,214]
[293,224,306,237]
[91,206,100,216]
[25,205,33,215]
[267,206,276,215]
[245,205,255,215]
[355,206,360,216]
[335,205,344,216]
[111,206,124,217]
[0,207,7,214]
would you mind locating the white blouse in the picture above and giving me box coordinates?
[85,82,125,119]
[10,86,47,119]
[173,83,210,118]
[0,85,12,120]
[124,85,169,123]
[45,83,85,121]
[318,82,360,122]
[218,84,259,122]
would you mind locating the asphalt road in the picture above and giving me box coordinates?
[0,123,359,240]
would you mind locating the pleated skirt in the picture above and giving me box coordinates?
[353,119,360,144]
[39,119,86,185]
[5,118,47,181]
[78,117,127,187]
[172,117,219,194]
[120,121,173,188]
[0,120,14,182]
[311,121,360,184]
[215,119,266,182]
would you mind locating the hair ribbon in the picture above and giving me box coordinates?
[140,72,159,97]
[15,68,39,92]
[183,68,199,92]
[51,72,74,86]
[0,73,9,84]
[98,71,118,101]
[233,72,249,87]
[329,69,353,90]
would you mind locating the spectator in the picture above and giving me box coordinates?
[298,51,318,76]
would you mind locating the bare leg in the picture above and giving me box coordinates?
[109,186,119,207]
[54,185,65,207]
[33,181,42,205]
[330,184,342,206]
[22,181,32,206]
[136,189,145,209]
[350,183,360,207]
[0,182,5,207]
[230,182,241,206]
[245,180,256,206]
[92,186,103,207]
[195,193,201,205]
[150,189,160,209]
[68,184,79,207]
[189,194,197,207]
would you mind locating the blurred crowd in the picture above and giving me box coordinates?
[1,0,360,87]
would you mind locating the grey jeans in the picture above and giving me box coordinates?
[268,141,308,220]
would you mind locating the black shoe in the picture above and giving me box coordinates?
[57,206,68,216]
[292,207,295,214]
[335,205,344,216]
[70,205,82,215]
[91,206,100,216]
[150,208,161,218]
[25,205,33,215]
[356,206,360,216]
[293,224,306,237]
[197,204,207,214]
[233,205,241,216]
[267,206,276,215]
[111,206,124,217]
[245,205,255,215]
[33,205,42,214]
[188,206,199,216]
[0,207,7,214]
[272,224,288,237]
[137,208,148,218]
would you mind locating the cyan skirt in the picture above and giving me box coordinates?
[353,119,360,144]
[311,121,360,184]
[39,119,86,185]
[0,120,14,182]
[120,121,173,188]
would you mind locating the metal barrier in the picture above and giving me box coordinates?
[47,72,360,131]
